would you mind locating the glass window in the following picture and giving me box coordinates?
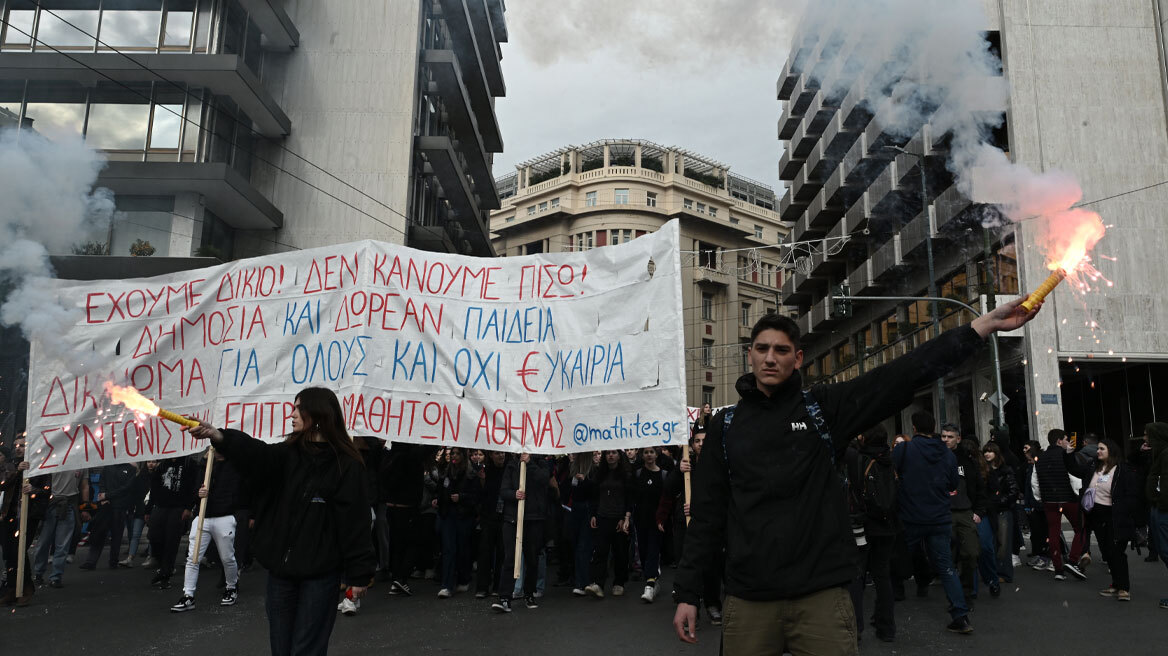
[702,387,714,407]
[193,0,211,52]
[86,83,151,155]
[741,302,751,326]
[646,191,657,207]
[112,195,175,257]
[585,191,597,206]
[614,188,629,204]
[99,3,164,50]
[623,229,632,243]
[701,293,714,320]
[24,81,88,137]
[550,197,560,208]
[729,217,739,224]
[526,205,536,216]
[754,225,764,239]
[180,88,203,160]
[697,202,706,214]
[221,0,245,55]
[702,340,713,367]
[1,6,35,49]
[683,198,694,210]
[162,0,195,49]
[0,80,24,130]
[148,103,184,149]
[709,207,717,217]
[36,9,98,49]
[538,201,548,212]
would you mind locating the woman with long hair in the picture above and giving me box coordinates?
[1087,439,1141,601]
[564,450,597,596]
[585,449,634,598]
[190,387,375,656]
[983,442,1020,585]
[436,447,480,598]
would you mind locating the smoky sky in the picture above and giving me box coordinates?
[493,0,808,186]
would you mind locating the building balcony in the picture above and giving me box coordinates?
[778,188,810,222]
[0,52,290,137]
[466,0,506,97]
[694,266,732,287]
[842,190,870,235]
[870,234,907,281]
[417,135,490,248]
[438,0,502,152]
[805,186,844,233]
[777,56,802,101]
[778,77,818,138]
[809,296,840,331]
[408,222,463,255]
[933,184,972,235]
[424,49,498,208]
[778,142,804,181]
[898,205,934,258]
[847,259,877,295]
[799,310,815,338]
[239,0,300,51]
[97,161,281,230]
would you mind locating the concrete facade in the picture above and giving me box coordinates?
[491,140,790,408]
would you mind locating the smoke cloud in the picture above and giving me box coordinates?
[796,0,1093,259]
[0,128,116,370]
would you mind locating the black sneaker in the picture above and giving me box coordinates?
[78,562,96,571]
[49,579,64,589]
[157,577,172,590]
[388,580,413,596]
[150,571,166,588]
[221,587,238,606]
[946,616,973,634]
[990,583,1001,598]
[33,575,44,587]
[1064,563,1087,580]
[491,597,512,613]
[525,595,539,609]
[170,595,196,613]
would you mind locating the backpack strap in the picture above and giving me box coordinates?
[720,405,737,483]
[803,389,846,485]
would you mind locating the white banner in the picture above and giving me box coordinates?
[25,221,687,472]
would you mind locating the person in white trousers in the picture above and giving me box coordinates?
[170,452,242,612]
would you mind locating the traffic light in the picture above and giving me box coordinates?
[831,284,852,319]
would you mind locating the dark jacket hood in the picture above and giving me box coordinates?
[1147,422,1168,459]
[912,434,949,464]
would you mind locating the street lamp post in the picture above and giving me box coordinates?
[885,145,945,424]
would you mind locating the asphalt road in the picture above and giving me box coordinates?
[4,549,1167,655]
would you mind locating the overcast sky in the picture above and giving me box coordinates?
[492,0,808,189]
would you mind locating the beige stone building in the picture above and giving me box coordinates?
[490,139,791,407]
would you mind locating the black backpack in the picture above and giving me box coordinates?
[857,455,898,523]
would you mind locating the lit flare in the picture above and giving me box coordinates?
[104,383,200,428]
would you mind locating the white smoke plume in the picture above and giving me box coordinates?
[795,0,1087,234]
[0,128,116,371]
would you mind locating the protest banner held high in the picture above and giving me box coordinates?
[25,221,687,473]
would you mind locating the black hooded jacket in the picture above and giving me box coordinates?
[215,429,376,585]
[676,324,984,606]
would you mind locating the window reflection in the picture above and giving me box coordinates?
[1,8,35,49]
[88,104,151,153]
[24,81,88,136]
[36,10,98,49]
[194,1,211,52]
[112,196,175,258]
[99,8,163,50]
[149,103,183,148]
[163,0,195,49]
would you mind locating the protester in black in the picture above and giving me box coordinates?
[492,452,553,613]
[940,423,987,600]
[983,443,1019,584]
[437,447,481,598]
[633,447,668,602]
[145,457,198,590]
[586,450,633,599]
[846,426,899,643]
[475,450,507,598]
[189,387,375,656]
[381,443,427,596]
[79,461,139,571]
[563,451,597,596]
[675,301,1036,651]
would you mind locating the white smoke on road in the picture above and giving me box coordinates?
[0,129,116,370]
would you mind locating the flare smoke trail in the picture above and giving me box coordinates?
[0,129,116,371]
[795,0,1090,231]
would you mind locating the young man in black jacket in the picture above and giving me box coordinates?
[940,423,988,600]
[171,451,243,612]
[79,461,139,571]
[1036,429,1089,580]
[673,298,1038,654]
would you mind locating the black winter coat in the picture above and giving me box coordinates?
[1089,463,1141,541]
[1036,446,1081,504]
[677,324,985,605]
[500,457,554,522]
[215,429,376,585]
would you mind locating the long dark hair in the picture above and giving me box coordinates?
[595,449,631,481]
[1096,438,1123,474]
[287,387,363,464]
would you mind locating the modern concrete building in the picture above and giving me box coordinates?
[777,0,1168,445]
[0,0,507,260]
[491,139,790,408]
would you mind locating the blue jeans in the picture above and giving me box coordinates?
[569,503,593,589]
[439,514,474,590]
[34,505,75,582]
[902,522,968,620]
[976,516,999,589]
[513,551,547,598]
[995,510,1016,582]
[125,515,146,559]
[266,571,341,656]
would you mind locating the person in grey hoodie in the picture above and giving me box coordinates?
[893,411,971,634]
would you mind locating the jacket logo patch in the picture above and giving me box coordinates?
[790,421,808,431]
[310,496,326,504]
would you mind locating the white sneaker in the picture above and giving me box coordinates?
[141,556,158,569]
[572,588,586,596]
[437,588,452,598]
[612,585,625,597]
[1011,555,1022,568]
[118,556,135,568]
[641,585,656,602]
[455,584,470,593]
[338,597,359,615]
[584,583,604,598]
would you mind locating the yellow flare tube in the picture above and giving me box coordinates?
[1020,269,1067,312]
[157,408,200,428]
